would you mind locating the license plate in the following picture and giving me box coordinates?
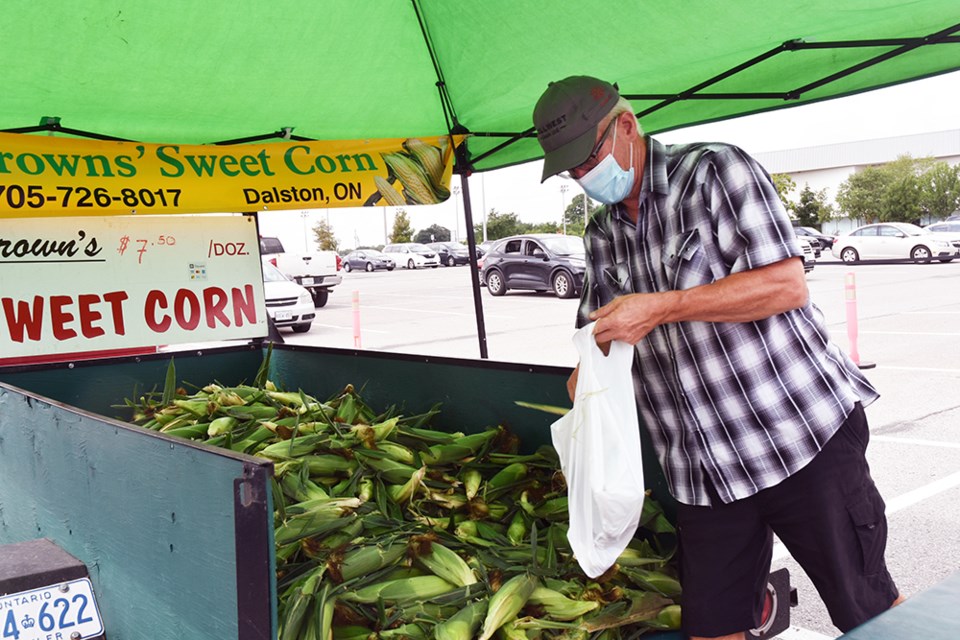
[301,277,314,285]
[1,578,104,640]
[275,310,293,321]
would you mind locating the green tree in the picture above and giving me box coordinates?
[836,155,953,224]
[530,221,561,234]
[473,210,530,240]
[919,161,960,219]
[837,165,888,223]
[771,173,797,215]
[390,209,414,243]
[562,194,597,237]
[414,224,450,244]
[793,184,835,227]
[312,219,339,252]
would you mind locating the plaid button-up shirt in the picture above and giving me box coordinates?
[577,137,878,506]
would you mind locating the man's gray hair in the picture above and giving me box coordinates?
[602,97,643,135]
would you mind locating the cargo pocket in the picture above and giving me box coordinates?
[846,491,887,576]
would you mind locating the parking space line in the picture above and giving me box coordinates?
[875,365,960,374]
[861,331,960,336]
[311,323,389,334]
[873,436,960,449]
[884,470,960,515]
[774,626,836,640]
[361,304,515,320]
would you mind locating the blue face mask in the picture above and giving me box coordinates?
[575,123,635,205]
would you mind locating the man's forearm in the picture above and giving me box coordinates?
[669,257,808,324]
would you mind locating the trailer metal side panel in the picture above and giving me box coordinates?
[0,382,274,640]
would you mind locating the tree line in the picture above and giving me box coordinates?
[774,154,960,228]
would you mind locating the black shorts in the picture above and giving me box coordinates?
[676,403,899,637]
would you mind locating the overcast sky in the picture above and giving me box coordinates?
[259,70,959,251]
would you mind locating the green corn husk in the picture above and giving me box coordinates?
[275,508,358,545]
[620,567,682,598]
[207,415,239,437]
[414,541,477,587]
[421,429,499,465]
[339,575,459,605]
[259,434,326,460]
[486,462,528,491]
[280,565,324,640]
[527,586,600,621]
[463,468,482,500]
[478,574,539,640]
[387,466,426,504]
[336,542,407,583]
[434,599,488,640]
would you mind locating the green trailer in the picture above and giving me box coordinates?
[0,342,678,640]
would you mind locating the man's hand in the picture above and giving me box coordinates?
[590,292,675,346]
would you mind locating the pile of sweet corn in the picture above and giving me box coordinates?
[125,361,681,640]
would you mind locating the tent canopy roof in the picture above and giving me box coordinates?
[1,1,957,171]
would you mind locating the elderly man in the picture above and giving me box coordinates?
[533,75,902,640]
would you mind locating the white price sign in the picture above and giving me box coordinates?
[0,214,267,362]
[1,578,103,640]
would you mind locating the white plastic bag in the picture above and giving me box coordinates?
[550,322,646,578]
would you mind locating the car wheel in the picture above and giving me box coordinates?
[311,289,329,307]
[911,245,932,264]
[365,262,374,272]
[343,262,352,272]
[486,270,506,296]
[840,247,859,263]
[407,258,415,269]
[447,256,455,267]
[553,271,576,298]
[387,266,395,271]
[291,322,311,333]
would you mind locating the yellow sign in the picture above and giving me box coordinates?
[0,132,463,217]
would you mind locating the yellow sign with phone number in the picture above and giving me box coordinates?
[0,132,463,217]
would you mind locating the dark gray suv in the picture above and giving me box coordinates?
[480,234,585,298]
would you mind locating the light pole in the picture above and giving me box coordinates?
[452,184,461,242]
[559,184,569,235]
[300,211,309,251]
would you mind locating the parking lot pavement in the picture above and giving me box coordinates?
[288,260,960,638]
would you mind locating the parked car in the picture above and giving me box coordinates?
[383,243,441,269]
[923,220,960,245]
[832,222,959,263]
[262,262,315,333]
[794,226,835,254]
[428,241,470,266]
[476,239,498,257]
[797,237,817,273]
[259,235,341,307]
[480,234,585,298]
[343,250,395,272]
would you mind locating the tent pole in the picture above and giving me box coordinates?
[455,146,489,359]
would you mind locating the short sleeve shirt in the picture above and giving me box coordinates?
[578,137,879,506]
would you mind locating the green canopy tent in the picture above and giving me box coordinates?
[1,0,958,356]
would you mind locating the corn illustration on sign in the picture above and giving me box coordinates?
[0,132,465,217]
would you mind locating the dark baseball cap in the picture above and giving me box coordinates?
[533,75,619,182]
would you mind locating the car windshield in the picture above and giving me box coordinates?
[892,223,926,236]
[409,243,432,254]
[540,236,585,255]
[262,263,289,283]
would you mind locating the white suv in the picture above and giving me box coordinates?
[383,243,440,269]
